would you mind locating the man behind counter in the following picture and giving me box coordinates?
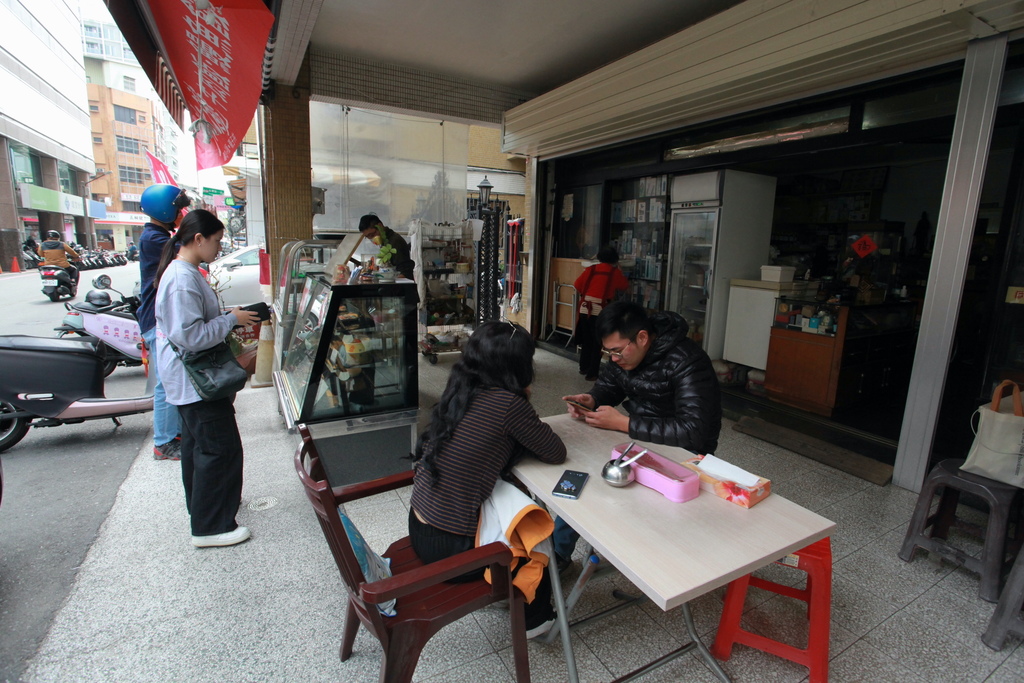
[557,301,721,571]
[357,213,415,280]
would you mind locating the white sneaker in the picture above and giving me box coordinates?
[525,617,555,639]
[192,526,251,548]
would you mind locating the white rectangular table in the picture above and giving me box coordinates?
[513,414,836,682]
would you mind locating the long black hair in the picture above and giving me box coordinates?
[154,209,224,288]
[414,321,535,483]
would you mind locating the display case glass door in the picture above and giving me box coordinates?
[666,208,718,344]
[274,239,340,366]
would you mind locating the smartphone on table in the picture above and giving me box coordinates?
[552,470,590,499]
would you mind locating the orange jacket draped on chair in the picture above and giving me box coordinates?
[477,479,554,602]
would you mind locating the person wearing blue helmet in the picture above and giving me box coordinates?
[138,183,191,460]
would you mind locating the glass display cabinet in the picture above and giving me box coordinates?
[274,239,342,368]
[273,274,419,486]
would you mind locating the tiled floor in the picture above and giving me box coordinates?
[404,349,1024,682]
[25,347,1024,682]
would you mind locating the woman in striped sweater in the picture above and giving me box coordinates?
[410,320,566,637]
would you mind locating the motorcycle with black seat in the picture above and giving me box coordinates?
[0,333,153,453]
[39,264,78,302]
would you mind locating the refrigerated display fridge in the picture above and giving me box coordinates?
[273,273,419,486]
[666,170,778,361]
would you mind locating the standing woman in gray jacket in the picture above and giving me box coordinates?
[154,209,260,548]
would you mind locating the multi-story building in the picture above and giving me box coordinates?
[0,0,95,266]
[82,11,184,249]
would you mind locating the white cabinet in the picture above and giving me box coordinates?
[723,279,806,370]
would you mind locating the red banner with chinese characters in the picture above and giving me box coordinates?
[146,151,177,186]
[149,0,274,170]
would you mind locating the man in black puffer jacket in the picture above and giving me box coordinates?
[563,301,721,452]
[556,302,721,571]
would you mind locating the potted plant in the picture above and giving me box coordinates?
[373,234,397,282]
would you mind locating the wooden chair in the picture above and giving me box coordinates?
[295,425,531,683]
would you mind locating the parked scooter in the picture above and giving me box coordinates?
[0,334,154,453]
[54,275,143,377]
[21,245,41,269]
[39,264,78,302]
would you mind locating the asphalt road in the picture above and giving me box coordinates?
[0,264,153,683]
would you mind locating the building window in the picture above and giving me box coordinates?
[122,201,141,212]
[9,143,39,185]
[123,76,135,92]
[118,166,146,184]
[84,40,102,55]
[84,23,100,37]
[57,162,74,194]
[93,136,103,144]
[89,104,99,112]
[138,114,146,123]
[114,105,137,125]
[116,135,140,154]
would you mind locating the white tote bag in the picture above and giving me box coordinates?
[960,380,1024,488]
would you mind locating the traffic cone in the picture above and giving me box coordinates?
[250,319,275,388]
[10,258,20,273]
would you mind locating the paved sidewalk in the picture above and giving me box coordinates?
[22,350,1024,682]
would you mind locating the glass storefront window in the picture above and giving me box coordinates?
[554,185,602,259]
[309,104,468,234]
[999,67,1024,107]
[862,82,960,129]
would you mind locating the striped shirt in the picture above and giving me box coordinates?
[411,388,566,536]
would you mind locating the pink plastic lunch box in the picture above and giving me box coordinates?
[610,443,700,503]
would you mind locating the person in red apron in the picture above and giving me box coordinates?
[574,246,629,380]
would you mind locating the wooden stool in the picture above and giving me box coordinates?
[984,541,1024,650]
[898,458,1022,603]
[712,537,832,683]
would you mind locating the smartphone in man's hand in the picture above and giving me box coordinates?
[564,399,595,413]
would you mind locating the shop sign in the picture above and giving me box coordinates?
[202,187,224,196]
[100,211,149,225]
[87,200,107,219]
[851,234,878,258]
[1006,287,1024,304]
[17,183,85,216]
[121,192,142,202]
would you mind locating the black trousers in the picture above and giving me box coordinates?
[178,397,244,536]
[576,313,601,377]
[408,509,555,628]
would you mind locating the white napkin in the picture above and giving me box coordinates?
[696,454,761,487]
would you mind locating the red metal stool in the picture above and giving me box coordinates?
[712,537,832,683]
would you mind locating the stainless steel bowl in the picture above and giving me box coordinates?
[601,460,636,487]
